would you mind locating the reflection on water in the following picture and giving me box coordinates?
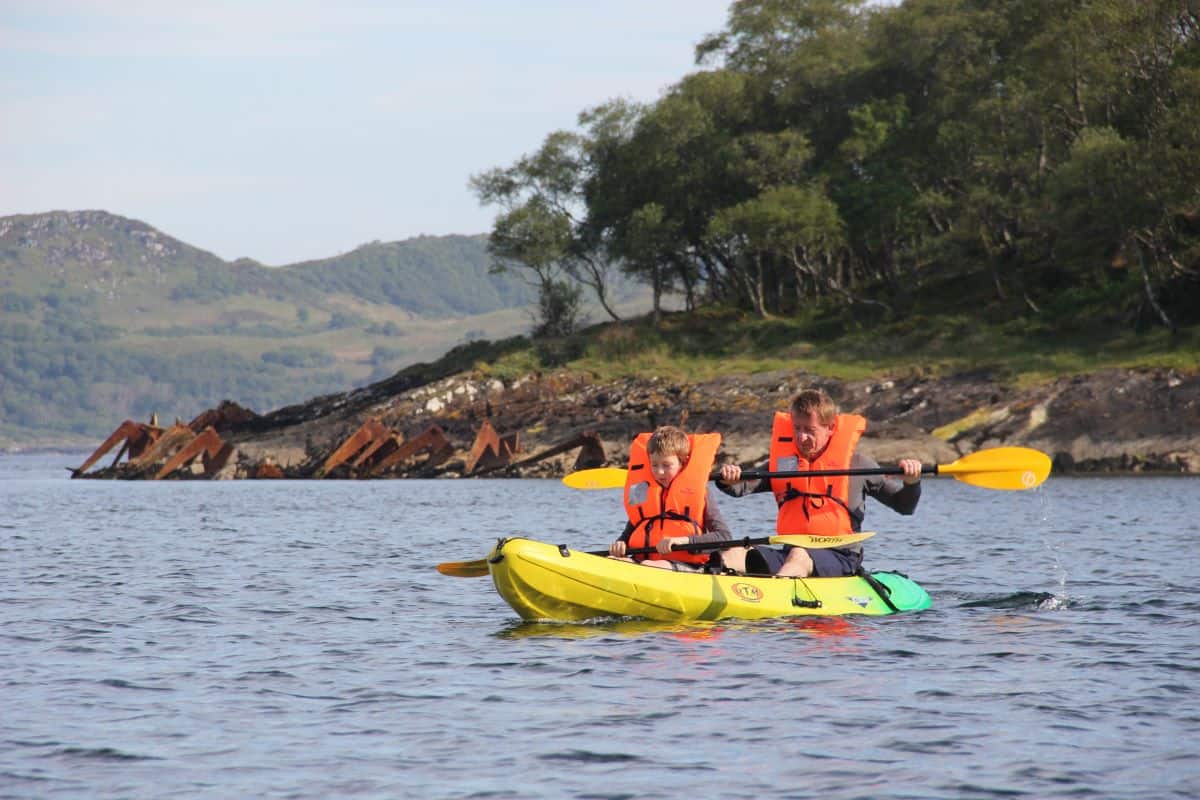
[497,614,868,643]
[783,615,863,638]
[497,617,730,641]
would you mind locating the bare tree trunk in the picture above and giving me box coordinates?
[588,277,622,321]
[673,257,697,312]
[751,253,768,318]
[568,254,622,321]
[712,245,766,315]
[1037,122,1048,178]
[586,276,622,322]
[707,248,743,305]
[652,263,662,326]
[1135,238,1175,331]
[1073,48,1088,128]
[790,250,817,301]
[978,223,1008,301]
[823,277,893,314]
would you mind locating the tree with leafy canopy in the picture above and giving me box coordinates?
[473,0,1199,332]
[470,124,627,329]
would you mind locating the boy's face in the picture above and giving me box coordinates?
[649,453,684,488]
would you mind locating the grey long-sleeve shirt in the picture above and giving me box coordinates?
[716,452,921,534]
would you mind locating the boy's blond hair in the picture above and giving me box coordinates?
[646,425,691,462]
[789,388,838,425]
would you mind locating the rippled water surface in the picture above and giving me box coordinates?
[2,453,1198,799]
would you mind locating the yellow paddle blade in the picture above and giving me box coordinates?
[766,531,875,549]
[561,466,628,490]
[435,559,490,578]
[938,446,1051,490]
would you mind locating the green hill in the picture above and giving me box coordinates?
[0,210,536,316]
[0,210,645,448]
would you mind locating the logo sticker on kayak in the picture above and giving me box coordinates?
[848,596,871,608]
[731,583,764,602]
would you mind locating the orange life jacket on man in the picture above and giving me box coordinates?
[769,412,866,537]
[623,432,721,564]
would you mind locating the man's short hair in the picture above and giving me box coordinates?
[789,388,838,425]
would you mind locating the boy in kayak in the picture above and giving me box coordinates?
[715,388,922,577]
[608,425,733,571]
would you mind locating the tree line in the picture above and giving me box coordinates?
[0,313,356,442]
[472,0,1200,334]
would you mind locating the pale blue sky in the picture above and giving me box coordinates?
[1,1,732,264]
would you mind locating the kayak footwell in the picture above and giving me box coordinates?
[487,537,931,622]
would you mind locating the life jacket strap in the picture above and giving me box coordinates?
[777,486,852,519]
[631,510,702,561]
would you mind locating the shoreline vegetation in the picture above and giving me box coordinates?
[58,311,1200,479]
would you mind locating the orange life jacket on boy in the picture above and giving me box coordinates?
[769,412,866,537]
[623,432,721,564]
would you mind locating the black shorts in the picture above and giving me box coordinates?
[746,545,861,577]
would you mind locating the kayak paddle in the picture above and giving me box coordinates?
[436,531,877,578]
[562,446,1051,492]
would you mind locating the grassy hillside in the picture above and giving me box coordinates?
[472,305,1200,388]
[0,210,649,448]
[0,211,535,314]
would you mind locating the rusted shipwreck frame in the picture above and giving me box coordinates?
[75,410,608,480]
[317,417,606,478]
[470,427,607,477]
[314,417,524,478]
[314,418,456,478]
[464,419,520,474]
[71,419,234,480]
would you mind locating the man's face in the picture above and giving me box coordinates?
[791,409,833,460]
[649,453,684,487]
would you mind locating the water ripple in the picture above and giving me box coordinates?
[538,749,644,764]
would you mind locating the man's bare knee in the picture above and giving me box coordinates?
[776,548,814,578]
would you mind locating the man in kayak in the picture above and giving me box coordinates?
[609,425,733,571]
[715,388,922,577]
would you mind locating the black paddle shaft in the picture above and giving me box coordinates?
[578,536,777,558]
[711,465,936,481]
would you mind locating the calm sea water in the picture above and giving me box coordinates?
[1,452,1197,799]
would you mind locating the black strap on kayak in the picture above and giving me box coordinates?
[791,578,822,609]
[857,568,900,613]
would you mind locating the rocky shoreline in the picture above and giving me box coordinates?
[72,363,1200,479]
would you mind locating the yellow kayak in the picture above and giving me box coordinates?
[486,537,931,622]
